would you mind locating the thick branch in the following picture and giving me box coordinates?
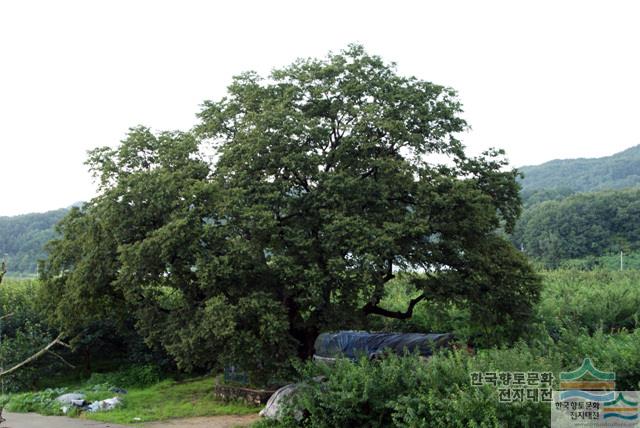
[362,293,426,320]
[0,333,69,378]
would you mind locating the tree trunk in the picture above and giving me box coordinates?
[284,296,318,359]
[84,347,92,373]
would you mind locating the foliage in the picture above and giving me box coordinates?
[38,208,171,374]
[0,279,167,393]
[272,316,640,428]
[557,250,640,270]
[520,187,576,208]
[555,328,640,391]
[7,269,640,426]
[369,268,640,360]
[40,45,540,383]
[0,279,66,392]
[86,364,162,389]
[515,145,640,267]
[274,347,560,428]
[512,188,640,266]
[0,387,68,415]
[0,208,68,275]
[537,270,640,335]
[367,275,471,336]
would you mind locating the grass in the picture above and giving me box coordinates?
[85,377,257,424]
[1,376,258,425]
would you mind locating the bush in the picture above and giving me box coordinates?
[555,327,640,390]
[86,364,162,389]
[0,387,68,415]
[276,345,562,428]
[0,279,66,391]
[538,270,640,335]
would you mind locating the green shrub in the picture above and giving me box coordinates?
[1,387,68,415]
[0,279,66,392]
[555,327,640,390]
[538,270,640,335]
[277,345,561,428]
[86,364,162,388]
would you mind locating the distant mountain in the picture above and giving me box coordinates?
[0,208,69,275]
[519,145,640,194]
[515,145,640,266]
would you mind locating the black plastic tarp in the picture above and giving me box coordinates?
[314,331,454,360]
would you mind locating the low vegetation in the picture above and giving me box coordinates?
[0,375,256,425]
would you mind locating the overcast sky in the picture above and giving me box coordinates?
[1,1,639,216]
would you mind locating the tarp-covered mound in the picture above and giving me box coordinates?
[314,331,454,360]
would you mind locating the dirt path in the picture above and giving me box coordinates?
[2,412,131,428]
[143,414,259,427]
[3,412,260,428]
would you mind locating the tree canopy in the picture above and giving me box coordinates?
[40,46,540,382]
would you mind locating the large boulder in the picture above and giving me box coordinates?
[55,393,86,404]
[259,384,300,420]
[87,397,122,412]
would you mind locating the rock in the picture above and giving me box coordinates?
[55,393,86,404]
[110,387,128,394]
[260,377,326,421]
[86,396,122,412]
[259,384,300,420]
[70,399,86,407]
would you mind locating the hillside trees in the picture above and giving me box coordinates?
[40,46,540,380]
[0,208,68,275]
[512,188,640,266]
[518,144,640,193]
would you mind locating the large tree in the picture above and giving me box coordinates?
[41,46,539,381]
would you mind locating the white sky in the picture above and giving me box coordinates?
[1,0,639,216]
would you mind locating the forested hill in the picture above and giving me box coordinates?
[519,144,640,194]
[0,208,68,275]
[512,188,640,266]
[515,144,640,267]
